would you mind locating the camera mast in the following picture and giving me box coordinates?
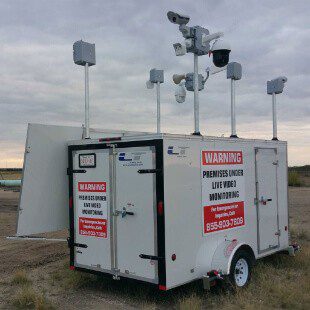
[167,11,230,135]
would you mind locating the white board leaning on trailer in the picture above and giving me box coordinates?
[15,123,148,237]
[16,123,84,236]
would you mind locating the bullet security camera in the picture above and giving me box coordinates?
[167,11,190,26]
[211,39,231,68]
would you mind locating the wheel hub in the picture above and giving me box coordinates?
[234,258,249,287]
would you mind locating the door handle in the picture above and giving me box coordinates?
[121,207,134,218]
[113,207,135,217]
[259,197,272,205]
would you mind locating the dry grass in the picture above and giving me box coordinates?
[12,286,55,309]
[12,270,32,286]
[48,245,310,309]
[288,171,303,186]
[179,294,202,310]
[0,170,22,180]
[50,263,94,289]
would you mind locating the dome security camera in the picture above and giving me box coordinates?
[167,11,190,26]
[175,82,186,103]
[211,39,231,68]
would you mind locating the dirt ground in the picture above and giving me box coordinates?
[0,187,309,309]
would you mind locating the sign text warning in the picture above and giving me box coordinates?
[201,149,245,235]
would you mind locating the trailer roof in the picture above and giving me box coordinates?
[68,132,287,146]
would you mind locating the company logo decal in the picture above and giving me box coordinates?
[167,146,188,158]
[167,146,179,155]
[119,152,132,161]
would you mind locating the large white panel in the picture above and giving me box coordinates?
[16,123,83,236]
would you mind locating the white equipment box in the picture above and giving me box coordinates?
[64,132,289,290]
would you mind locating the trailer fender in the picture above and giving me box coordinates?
[211,240,254,275]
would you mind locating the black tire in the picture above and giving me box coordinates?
[229,249,253,288]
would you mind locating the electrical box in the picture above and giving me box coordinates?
[185,73,204,91]
[267,79,285,94]
[150,69,164,83]
[187,26,210,56]
[227,62,242,80]
[73,40,96,66]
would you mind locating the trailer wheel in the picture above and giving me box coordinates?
[229,250,252,288]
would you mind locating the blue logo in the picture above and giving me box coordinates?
[119,153,132,161]
[167,146,179,155]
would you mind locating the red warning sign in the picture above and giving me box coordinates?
[203,201,245,234]
[78,182,106,192]
[201,148,245,235]
[202,151,243,165]
[79,217,107,238]
[77,181,108,238]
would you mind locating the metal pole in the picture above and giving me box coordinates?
[193,54,200,135]
[156,81,160,134]
[84,63,90,139]
[230,79,237,138]
[272,93,278,140]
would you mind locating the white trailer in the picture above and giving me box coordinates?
[15,124,296,290]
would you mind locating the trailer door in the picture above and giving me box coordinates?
[114,146,157,282]
[72,149,112,271]
[255,148,279,253]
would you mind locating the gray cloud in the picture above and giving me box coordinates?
[0,0,309,166]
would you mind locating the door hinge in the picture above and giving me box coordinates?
[139,254,163,261]
[275,230,281,236]
[272,160,279,166]
[137,169,162,174]
[67,168,86,175]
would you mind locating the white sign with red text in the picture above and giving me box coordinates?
[77,182,108,238]
[201,150,245,235]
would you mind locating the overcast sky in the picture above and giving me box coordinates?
[0,0,309,167]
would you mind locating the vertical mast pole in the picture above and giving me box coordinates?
[193,54,200,135]
[84,63,90,139]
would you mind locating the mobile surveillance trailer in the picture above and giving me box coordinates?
[13,12,297,291]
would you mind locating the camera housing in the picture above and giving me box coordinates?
[173,42,187,56]
[211,39,231,68]
[167,11,190,26]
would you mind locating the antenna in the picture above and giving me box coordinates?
[73,40,96,139]
[146,69,164,134]
[226,62,242,138]
[267,76,288,140]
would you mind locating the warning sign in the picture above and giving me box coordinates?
[77,182,108,238]
[201,150,245,235]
